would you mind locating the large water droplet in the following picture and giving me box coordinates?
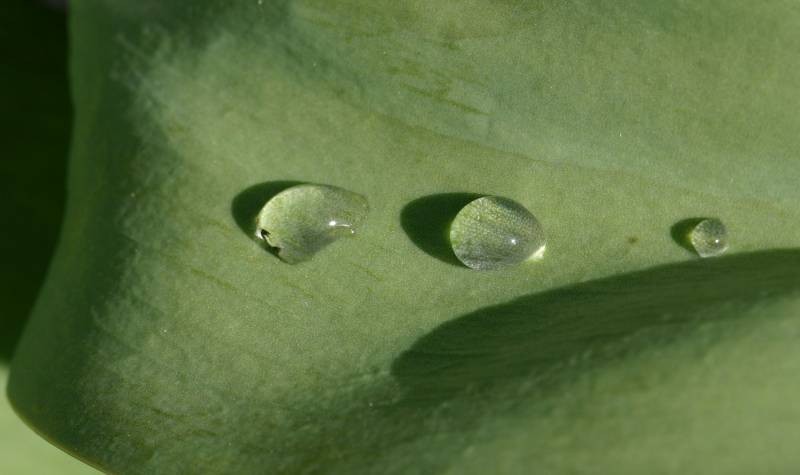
[449,196,546,270]
[690,218,728,258]
[255,184,369,263]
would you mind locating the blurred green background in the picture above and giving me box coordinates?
[0,0,94,472]
[0,0,68,362]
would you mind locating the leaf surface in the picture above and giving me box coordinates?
[9,1,800,473]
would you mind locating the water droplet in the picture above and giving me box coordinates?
[690,218,729,258]
[255,184,369,264]
[449,196,546,270]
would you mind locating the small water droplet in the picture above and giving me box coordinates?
[690,218,728,258]
[449,196,546,270]
[256,184,369,264]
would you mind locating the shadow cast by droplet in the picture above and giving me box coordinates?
[671,217,707,254]
[400,193,482,266]
[231,181,303,256]
[392,249,800,405]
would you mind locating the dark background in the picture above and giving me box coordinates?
[0,0,70,361]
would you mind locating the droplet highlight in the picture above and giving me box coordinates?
[449,196,546,270]
[255,184,369,264]
[690,218,728,258]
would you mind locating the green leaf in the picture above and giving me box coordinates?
[8,1,800,473]
[1,367,99,474]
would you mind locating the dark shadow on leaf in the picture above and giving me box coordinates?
[0,0,70,361]
[670,217,707,254]
[400,193,482,266]
[392,249,800,404]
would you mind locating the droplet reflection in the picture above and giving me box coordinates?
[690,218,729,258]
[449,196,546,270]
[256,184,369,264]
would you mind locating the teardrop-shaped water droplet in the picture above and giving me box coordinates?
[690,218,728,258]
[256,184,369,264]
[449,196,546,270]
